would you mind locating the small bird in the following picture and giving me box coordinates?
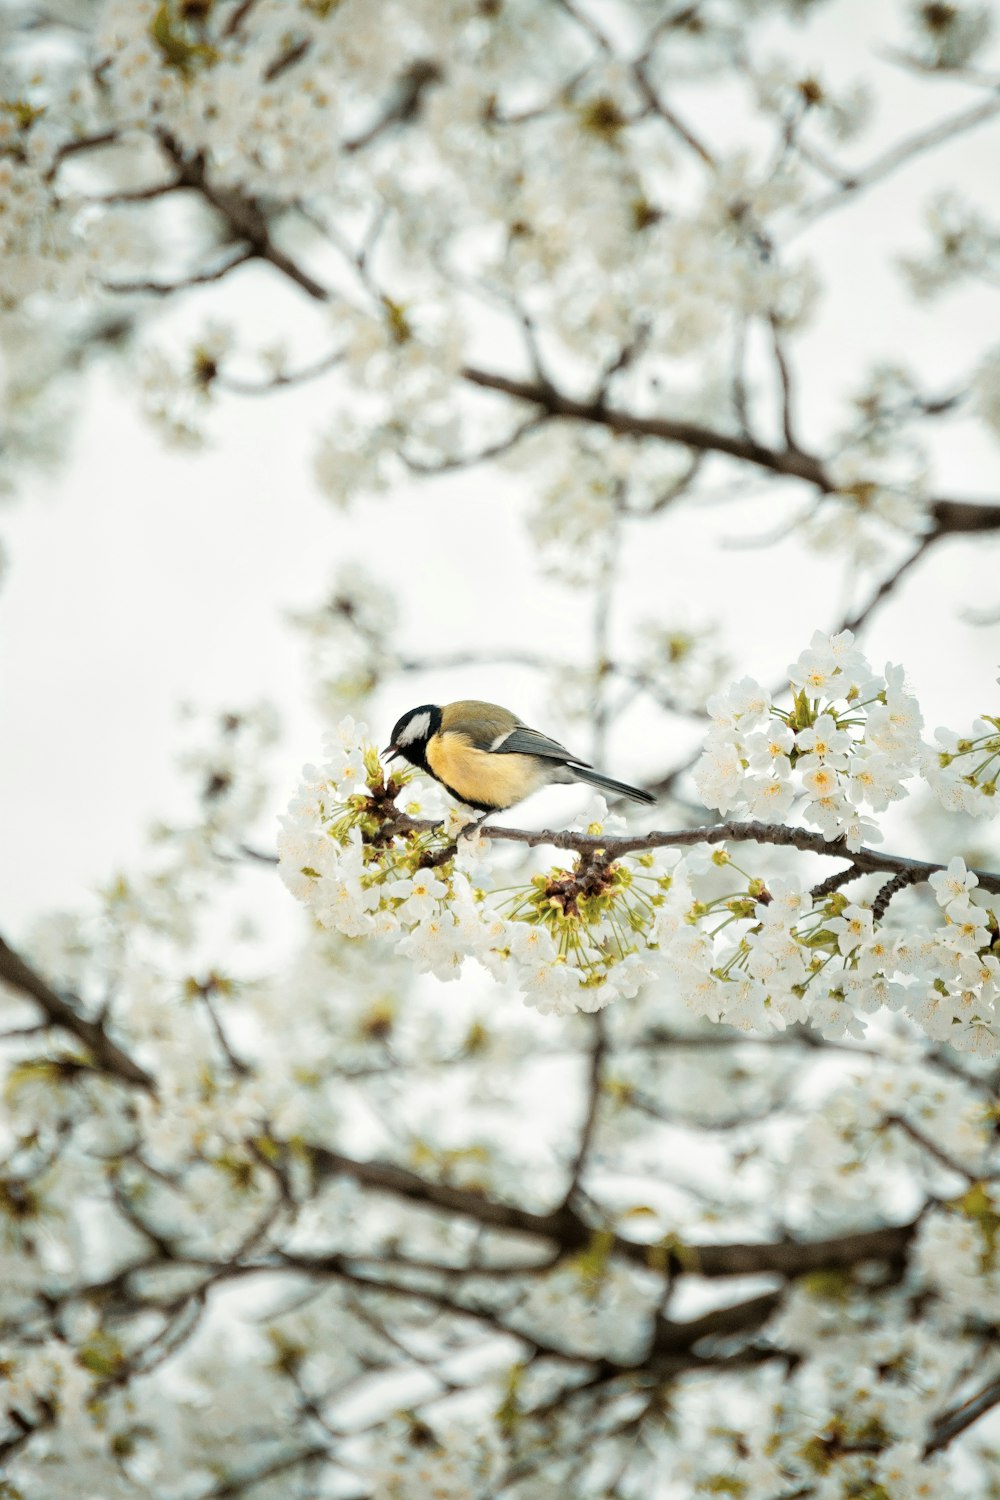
[383,699,655,813]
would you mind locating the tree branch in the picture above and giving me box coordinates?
[0,934,154,1091]
[932,497,1000,533]
[158,135,332,303]
[651,1290,782,1362]
[454,818,1000,896]
[308,1139,917,1281]
[460,365,832,489]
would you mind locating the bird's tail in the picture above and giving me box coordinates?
[569,764,655,805]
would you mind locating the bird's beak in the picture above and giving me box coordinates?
[382,743,401,763]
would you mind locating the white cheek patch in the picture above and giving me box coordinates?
[399,710,432,745]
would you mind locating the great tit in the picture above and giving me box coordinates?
[383,699,655,812]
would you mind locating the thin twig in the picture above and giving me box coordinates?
[768,313,799,451]
[217,347,343,396]
[224,0,261,38]
[619,452,704,515]
[200,1445,333,1500]
[797,95,1000,228]
[47,129,119,180]
[885,1114,977,1183]
[401,415,545,475]
[563,1015,607,1206]
[198,985,250,1076]
[87,181,180,205]
[926,1374,1000,1456]
[631,15,715,167]
[104,247,255,297]
[839,532,939,636]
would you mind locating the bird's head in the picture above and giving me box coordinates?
[382,703,442,769]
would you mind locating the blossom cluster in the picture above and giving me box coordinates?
[901,190,1000,302]
[921,709,1000,818]
[695,630,924,850]
[906,0,994,70]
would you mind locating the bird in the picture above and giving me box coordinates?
[382,699,655,813]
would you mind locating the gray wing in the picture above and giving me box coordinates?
[492,725,592,767]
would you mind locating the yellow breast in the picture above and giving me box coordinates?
[426,730,547,810]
